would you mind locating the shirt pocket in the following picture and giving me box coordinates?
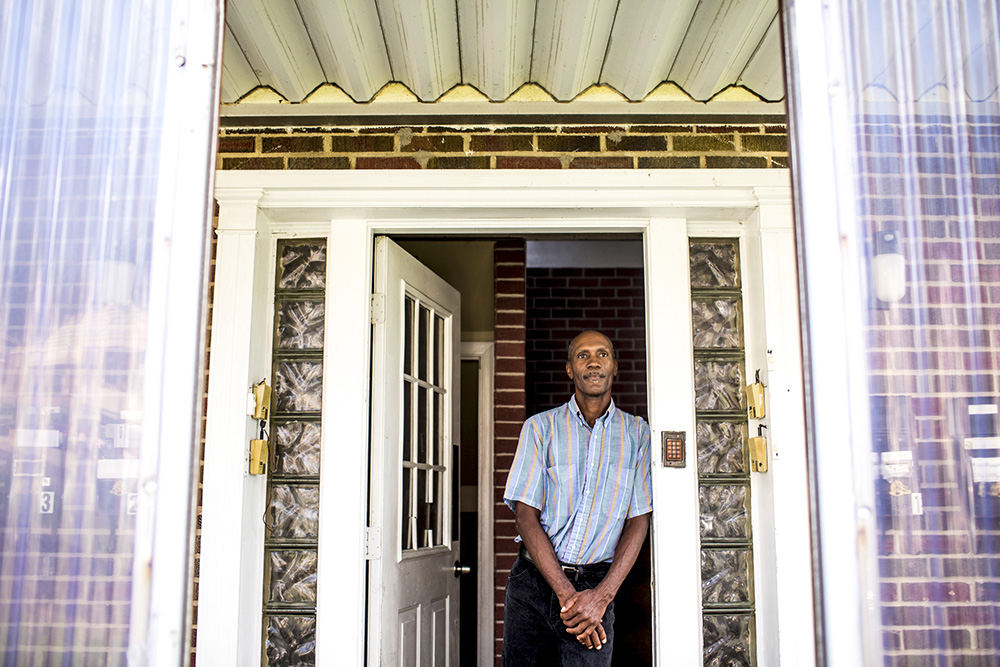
[609,465,637,520]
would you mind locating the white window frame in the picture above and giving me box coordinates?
[197,169,812,667]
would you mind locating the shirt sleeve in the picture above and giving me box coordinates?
[627,417,653,517]
[503,417,545,513]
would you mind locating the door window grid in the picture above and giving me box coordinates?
[262,240,327,667]
[401,294,449,552]
[689,239,756,667]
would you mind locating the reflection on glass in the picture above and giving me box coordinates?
[273,422,322,475]
[702,549,752,605]
[690,241,739,288]
[267,550,318,604]
[699,485,750,539]
[694,361,744,411]
[692,297,741,348]
[268,485,320,539]
[418,305,429,381]
[277,242,327,290]
[275,361,324,412]
[703,614,753,667]
[265,615,317,666]
[697,422,747,474]
[404,296,413,376]
[277,300,325,349]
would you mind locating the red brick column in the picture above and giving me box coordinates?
[492,240,526,665]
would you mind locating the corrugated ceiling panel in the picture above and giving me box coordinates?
[601,0,699,100]
[737,13,783,102]
[220,25,258,103]
[376,0,461,101]
[669,0,778,101]
[532,0,619,101]
[457,0,534,100]
[226,0,324,101]
[296,0,391,102]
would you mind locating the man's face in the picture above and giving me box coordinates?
[565,331,618,400]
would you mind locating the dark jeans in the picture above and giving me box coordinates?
[502,553,615,667]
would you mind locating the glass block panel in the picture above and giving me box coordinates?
[267,550,317,604]
[273,422,321,475]
[700,485,750,539]
[268,485,320,539]
[692,297,741,348]
[697,422,747,474]
[690,241,739,288]
[277,300,325,350]
[278,241,327,290]
[404,296,414,376]
[703,614,753,667]
[275,361,323,412]
[418,305,429,381]
[265,615,316,667]
[694,360,744,411]
[701,549,752,605]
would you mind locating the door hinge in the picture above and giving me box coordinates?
[370,293,385,325]
[365,526,381,560]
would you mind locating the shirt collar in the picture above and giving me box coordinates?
[568,394,617,428]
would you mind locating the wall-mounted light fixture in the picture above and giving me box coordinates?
[872,228,906,304]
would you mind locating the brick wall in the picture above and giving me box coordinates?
[217,124,788,171]
[855,115,1000,663]
[492,241,527,665]
[525,268,647,419]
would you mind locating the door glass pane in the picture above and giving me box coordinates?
[267,550,318,604]
[275,361,324,412]
[703,614,754,667]
[402,467,413,550]
[699,485,750,539]
[433,391,442,466]
[690,240,739,288]
[273,422,322,475]
[697,421,747,474]
[404,296,414,376]
[265,615,316,667]
[276,300,325,349]
[694,360,745,411]
[433,314,444,385]
[416,469,429,547]
[417,386,428,462]
[403,382,413,463]
[268,485,320,539]
[277,242,327,290]
[418,305,429,381]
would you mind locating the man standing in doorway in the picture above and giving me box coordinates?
[502,330,652,666]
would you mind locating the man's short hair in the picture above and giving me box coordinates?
[566,330,616,362]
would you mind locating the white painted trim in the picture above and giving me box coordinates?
[315,219,372,667]
[204,168,806,667]
[644,218,702,666]
[461,342,495,667]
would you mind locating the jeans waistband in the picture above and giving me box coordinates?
[519,545,610,582]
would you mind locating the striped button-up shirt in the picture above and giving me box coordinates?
[504,396,653,564]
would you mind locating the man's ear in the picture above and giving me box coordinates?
[565,361,573,379]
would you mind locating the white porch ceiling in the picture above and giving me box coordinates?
[221,0,785,104]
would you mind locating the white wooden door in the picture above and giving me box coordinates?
[369,237,461,667]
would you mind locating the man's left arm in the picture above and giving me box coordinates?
[558,512,650,635]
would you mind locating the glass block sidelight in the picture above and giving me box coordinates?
[689,239,755,665]
[703,614,754,667]
[265,615,317,667]
[263,239,327,664]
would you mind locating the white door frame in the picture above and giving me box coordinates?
[198,169,813,667]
